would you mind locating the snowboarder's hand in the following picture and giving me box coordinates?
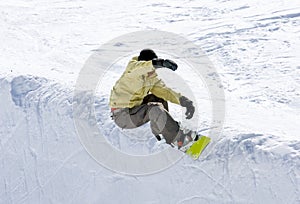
[162,59,178,71]
[152,59,178,71]
[179,96,195,119]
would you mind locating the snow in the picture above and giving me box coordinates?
[1,0,300,203]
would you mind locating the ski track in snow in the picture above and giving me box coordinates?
[1,0,300,203]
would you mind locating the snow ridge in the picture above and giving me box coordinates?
[1,75,299,203]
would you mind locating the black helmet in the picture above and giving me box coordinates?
[138,49,158,61]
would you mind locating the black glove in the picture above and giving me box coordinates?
[179,96,195,119]
[152,58,178,71]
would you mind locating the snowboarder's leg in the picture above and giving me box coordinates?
[146,102,180,144]
[112,102,195,148]
[127,102,177,142]
[142,94,169,141]
[112,108,137,129]
[145,103,198,147]
[112,105,149,129]
[112,102,179,143]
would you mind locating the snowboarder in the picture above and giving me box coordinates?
[110,49,198,150]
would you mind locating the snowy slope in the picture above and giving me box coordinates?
[1,75,299,203]
[1,0,300,203]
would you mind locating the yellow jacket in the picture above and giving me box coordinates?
[109,56,182,108]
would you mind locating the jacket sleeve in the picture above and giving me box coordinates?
[150,78,182,105]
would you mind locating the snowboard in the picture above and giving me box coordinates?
[185,136,211,160]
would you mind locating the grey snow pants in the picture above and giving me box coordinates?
[111,94,180,144]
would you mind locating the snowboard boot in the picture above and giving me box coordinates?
[172,129,199,152]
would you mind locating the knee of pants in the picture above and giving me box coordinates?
[148,103,165,113]
[148,103,167,122]
[113,111,137,129]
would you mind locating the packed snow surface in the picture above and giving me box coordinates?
[1,0,300,203]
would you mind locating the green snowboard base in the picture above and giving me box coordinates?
[185,136,211,160]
